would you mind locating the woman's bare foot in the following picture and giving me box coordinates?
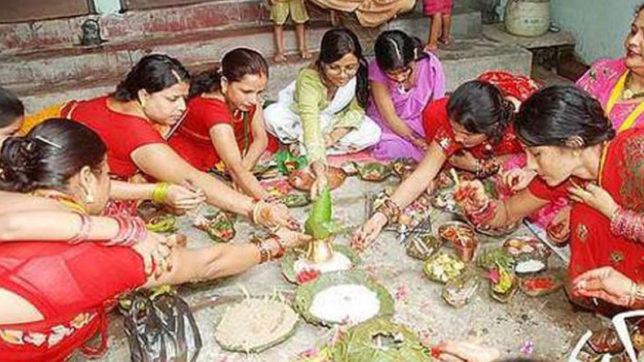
[424,43,438,52]
[299,49,312,60]
[438,36,451,45]
[273,53,287,63]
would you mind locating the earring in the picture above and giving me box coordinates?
[86,192,94,204]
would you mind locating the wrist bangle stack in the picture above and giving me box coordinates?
[611,206,644,242]
[250,200,267,225]
[108,216,148,246]
[376,198,401,224]
[68,213,92,244]
[252,238,272,264]
[152,182,170,204]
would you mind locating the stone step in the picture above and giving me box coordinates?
[1,1,482,98]
[19,36,531,113]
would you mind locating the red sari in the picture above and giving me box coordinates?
[421,97,523,159]
[168,96,257,172]
[62,96,165,180]
[0,242,146,361]
[529,128,644,282]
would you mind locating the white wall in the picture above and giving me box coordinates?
[550,0,641,64]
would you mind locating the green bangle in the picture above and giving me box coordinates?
[152,182,170,204]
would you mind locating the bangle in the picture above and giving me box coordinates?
[271,237,286,259]
[250,200,262,224]
[152,182,170,204]
[68,213,92,244]
[252,238,271,263]
[108,216,147,246]
[375,198,401,223]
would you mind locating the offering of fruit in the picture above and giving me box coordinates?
[424,252,466,283]
[438,222,478,262]
[488,264,517,303]
[194,212,236,243]
[356,162,392,182]
[503,236,550,275]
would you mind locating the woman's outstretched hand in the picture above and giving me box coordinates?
[351,213,387,251]
[572,266,635,307]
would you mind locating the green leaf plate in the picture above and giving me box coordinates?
[293,271,395,327]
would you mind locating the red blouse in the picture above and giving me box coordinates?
[63,96,165,179]
[529,128,644,282]
[421,98,523,159]
[0,242,146,361]
[168,96,256,172]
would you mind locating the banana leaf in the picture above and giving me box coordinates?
[329,318,434,362]
[275,149,307,174]
[293,271,394,327]
[304,187,333,239]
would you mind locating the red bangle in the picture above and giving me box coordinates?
[272,237,285,259]
[108,216,147,246]
[68,213,91,244]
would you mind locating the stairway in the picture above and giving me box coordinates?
[0,0,531,112]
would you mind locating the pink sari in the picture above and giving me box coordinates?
[577,58,644,131]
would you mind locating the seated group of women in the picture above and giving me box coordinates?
[2,5,644,357]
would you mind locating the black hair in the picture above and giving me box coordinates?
[113,54,190,102]
[0,87,24,128]
[317,28,369,109]
[514,85,615,148]
[374,30,427,72]
[448,80,515,144]
[189,48,269,98]
[0,118,107,193]
[638,2,644,13]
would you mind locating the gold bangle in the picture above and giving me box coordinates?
[152,182,170,204]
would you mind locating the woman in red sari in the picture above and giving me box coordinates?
[64,54,297,230]
[354,80,525,246]
[471,85,644,309]
[0,119,311,361]
[169,48,274,199]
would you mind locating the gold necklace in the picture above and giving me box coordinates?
[624,72,644,100]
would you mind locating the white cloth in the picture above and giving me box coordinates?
[264,77,381,156]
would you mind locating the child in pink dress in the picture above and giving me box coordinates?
[423,0,453,51]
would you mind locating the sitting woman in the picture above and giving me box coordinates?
[169,48,273,200]
[368,30,445,161]
[479,85,644,291]
[577,3,644,131]
[0,119,311,361]
[307,0,415,27]
[354,80,522,247]
[0,87,24,148]
[264,28,381,198]
[64,54,296,230]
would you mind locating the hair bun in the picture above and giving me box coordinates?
[0,137,41,192]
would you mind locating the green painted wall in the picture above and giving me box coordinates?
[94,0,121,14]
[551,0,641,64]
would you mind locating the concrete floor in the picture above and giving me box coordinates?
[80,175,607,362]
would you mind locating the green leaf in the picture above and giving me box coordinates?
[304,187,332,239]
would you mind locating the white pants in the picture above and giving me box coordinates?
[264,101,382,156]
